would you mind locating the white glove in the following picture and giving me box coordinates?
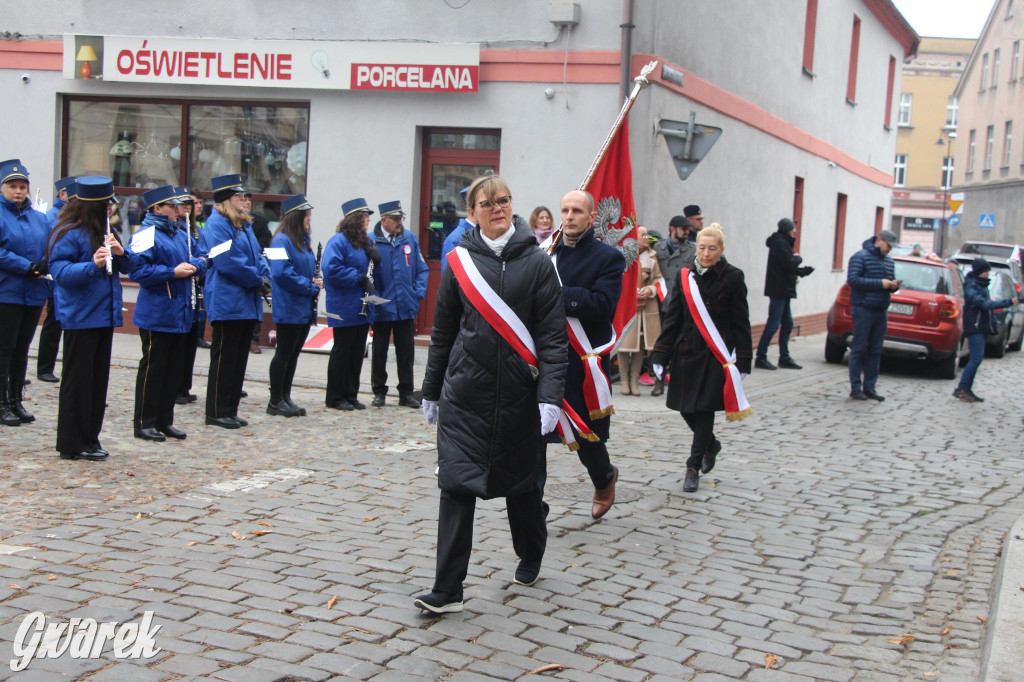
[422,399,438,425]
[652,364,664,381]
[539,403,560,435]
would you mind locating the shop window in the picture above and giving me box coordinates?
[62,96,308,233]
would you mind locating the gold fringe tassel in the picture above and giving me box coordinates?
[588,406,616,420]
[725,406,754,422]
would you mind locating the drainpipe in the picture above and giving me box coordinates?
[620,0,635,102]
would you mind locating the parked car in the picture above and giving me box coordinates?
[949,262,1024,357]
[948,241,1024,293]
[825,255,968,378]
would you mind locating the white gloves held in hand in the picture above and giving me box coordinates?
[652,364,664,381]
[539,403,560,435]
[422,399,438,425]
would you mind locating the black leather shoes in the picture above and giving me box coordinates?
[863,389,885,402]
[234,416,249,427]
[755,357,777,370]
[240,390,248,398]
[651,379,664,396]
[372,394,386,408]
[284,397,306,416]
[0,406,20,427]
[38,373,59,383]
[60,450,109,461]
[778,358,803,369]
[683,467,700,492]
[267,400,301,417]
[11,403,34,423]
[398,394,421,408]
[514,559,542,586]
[327,400,354,411]
[197,338,211,349]
[157,425,187,440]
[205,416,241,429]
[849,390,868,401]
[134,427,166,442]
[351,400,366,410]
[701,439,722,475]
[175,393,197,405]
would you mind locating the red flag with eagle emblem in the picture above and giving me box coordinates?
[583,116,641,351]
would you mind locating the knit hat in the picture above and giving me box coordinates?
[777,218,796,233]
[971,257,991,276]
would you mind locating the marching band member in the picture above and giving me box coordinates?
[47,175,136,460]
[37,175,77,385]
[267,194,321,417]
[322,198,378,411]
[199,174,270,429]
[127,185,207,442]
[174,185,203,404]
[0,159,50,426]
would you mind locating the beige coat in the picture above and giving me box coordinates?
[619,249,662,352]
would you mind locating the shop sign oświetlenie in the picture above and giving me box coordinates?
[63,34,479,92]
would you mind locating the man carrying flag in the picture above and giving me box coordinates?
[548,189,625,519]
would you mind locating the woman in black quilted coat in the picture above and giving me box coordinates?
[651,223,751,494]
[415,175,567,614]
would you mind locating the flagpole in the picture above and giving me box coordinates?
[547,59,658,253]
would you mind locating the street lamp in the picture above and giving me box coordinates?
[935,130,957,257]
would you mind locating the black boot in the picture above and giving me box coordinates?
[10,378,34,423]
[0,375,20,427]
[651,378,664,397]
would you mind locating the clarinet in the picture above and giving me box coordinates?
[186,223,196,310]
[104,215,114,275]
[358,260,374,317]
[310,241,322,325]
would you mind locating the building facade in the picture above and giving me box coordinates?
[890,37,974,255]
[952,0,1024,248]
[0,1,917,339]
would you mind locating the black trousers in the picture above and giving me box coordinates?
[576,439,615,490]
[134,329,188,430]
[0,303,42,403]
[433,480,547,595]
[178,319,201,396]
[36,297,62,376]
[371,318,416,396]
[326,323,369,404]
[57,327,113,454]
[682,411,717,470]
[269,323,309,402]
[206,319,254,419]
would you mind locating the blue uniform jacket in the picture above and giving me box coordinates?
[440,218,474,273]
[371,225,428,321]
[963,273,1014,336]
[547,227,624,442]
[128,213,208,333]
[847,237,895,311]
[0,197,51,306]
[199,208,269,322]
[48,227,137,330]
[45,199,65,228]
[269,232,319,325]
[322,231,371,327]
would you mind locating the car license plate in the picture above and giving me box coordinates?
[889,302,914,316]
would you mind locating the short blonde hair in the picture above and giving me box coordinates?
[697,223,725,249]
[466,175,511,211]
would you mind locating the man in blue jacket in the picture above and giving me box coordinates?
[370,200,428,407]
[846,229,900,401]
[440,186,472,272]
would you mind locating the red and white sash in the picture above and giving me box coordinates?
[447,247,598,450]
[679,267,753,422]
[550,254,617,421]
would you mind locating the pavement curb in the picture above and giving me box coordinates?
[981,515,1024,681]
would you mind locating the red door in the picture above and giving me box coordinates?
[416,128,500,334]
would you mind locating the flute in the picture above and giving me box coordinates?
[187,223,196,309]
[105,215,114,275]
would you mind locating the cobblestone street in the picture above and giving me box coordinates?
[0,334,1022,680]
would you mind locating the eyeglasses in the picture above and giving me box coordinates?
[477,195,511,211]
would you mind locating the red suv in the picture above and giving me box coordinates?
[825,255,967,378]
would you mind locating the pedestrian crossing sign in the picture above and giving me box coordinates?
[980,213,996,229]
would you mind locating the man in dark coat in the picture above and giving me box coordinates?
[416,176,567,614]
[755,218,813,370]
[650,215,696,396]
[847,229,900,401]
[548,189,625,519]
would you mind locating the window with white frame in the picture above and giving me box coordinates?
[1009,0,1015,18]
[968,129,976,172]
[985,125,995,169]
[897,93,913,126]
[1004,121,1013,167]
[992,49,1001,88]
[946,96,959,128]
[1012,41,1021,81]
[942,156,954,189]
[893,154,907,187]
[981,53,989,92]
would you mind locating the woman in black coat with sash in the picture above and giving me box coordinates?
[651,223,752,493]
[415,175,567,614]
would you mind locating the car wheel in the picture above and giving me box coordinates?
[934,352,957,379]
[824,337,845,364]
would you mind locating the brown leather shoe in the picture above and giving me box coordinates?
[591,466,618,519]
[683,467,700,492]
